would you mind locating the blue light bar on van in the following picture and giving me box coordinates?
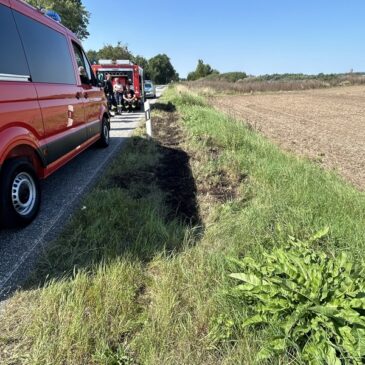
[44,10,62,23]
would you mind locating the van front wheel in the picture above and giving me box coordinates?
[98,117,110,148]
[0,159,41,227]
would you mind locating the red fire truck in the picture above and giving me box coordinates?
[92,60,145,110]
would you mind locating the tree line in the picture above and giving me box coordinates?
[25,0,179,84]
[86,44,179,85]
[186,60,247,82]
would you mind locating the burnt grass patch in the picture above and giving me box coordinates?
[151,101,176,113]
[190,136,246,204]
[197,169,247,203]
[153,108,200,225]
[156,145,198,224]
[105,101,246,224]
[152,102,246,221]
[103,110,201,225]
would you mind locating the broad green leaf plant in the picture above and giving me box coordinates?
[230,228,365,364]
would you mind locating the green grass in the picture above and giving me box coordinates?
[1,87,365,364]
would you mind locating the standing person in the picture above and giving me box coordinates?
[113,79,124,114]
[123,83,137,113]
[104,73,116,113]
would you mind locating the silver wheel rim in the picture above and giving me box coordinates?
[11,172,36,216]
[103,123,109,142]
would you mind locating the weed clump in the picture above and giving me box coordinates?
[230,228,365,364]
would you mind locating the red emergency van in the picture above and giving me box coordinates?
[92,60,145,109]
[0,0,110,227]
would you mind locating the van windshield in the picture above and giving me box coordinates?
[145,83,152,88]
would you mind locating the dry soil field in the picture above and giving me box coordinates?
[212,85,365,189]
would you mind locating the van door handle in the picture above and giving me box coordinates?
[75,92,81,99]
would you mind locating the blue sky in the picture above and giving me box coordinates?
[82,0,365,78]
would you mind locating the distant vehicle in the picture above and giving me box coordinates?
[0,0,109,227]
[144,80,156,98]
[92,60,145,109]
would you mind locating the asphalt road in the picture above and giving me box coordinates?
[0,88,170,300]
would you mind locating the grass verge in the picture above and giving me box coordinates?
[1,87,365,364]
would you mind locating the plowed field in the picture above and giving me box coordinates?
[212,85,365,189]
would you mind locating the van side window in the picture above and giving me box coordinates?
[0,5,30,80]
[72,42,97,86]
[13,11,76,85]
[82,52,98,86]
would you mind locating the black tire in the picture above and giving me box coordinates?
[0,158,41,228]
[98,117,110,148]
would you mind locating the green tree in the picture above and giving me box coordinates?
[86,49,98,64]
[148,54,179,84]
[187,59,218,81]
[187,71,197,81]
[86,42,133,64]
[133,55,151,79]
[196,59,213,78]
[26,0,90,40]
[96,42,133,61]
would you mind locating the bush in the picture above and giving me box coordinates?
[203,72,248,82]
[229,228,365,364]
